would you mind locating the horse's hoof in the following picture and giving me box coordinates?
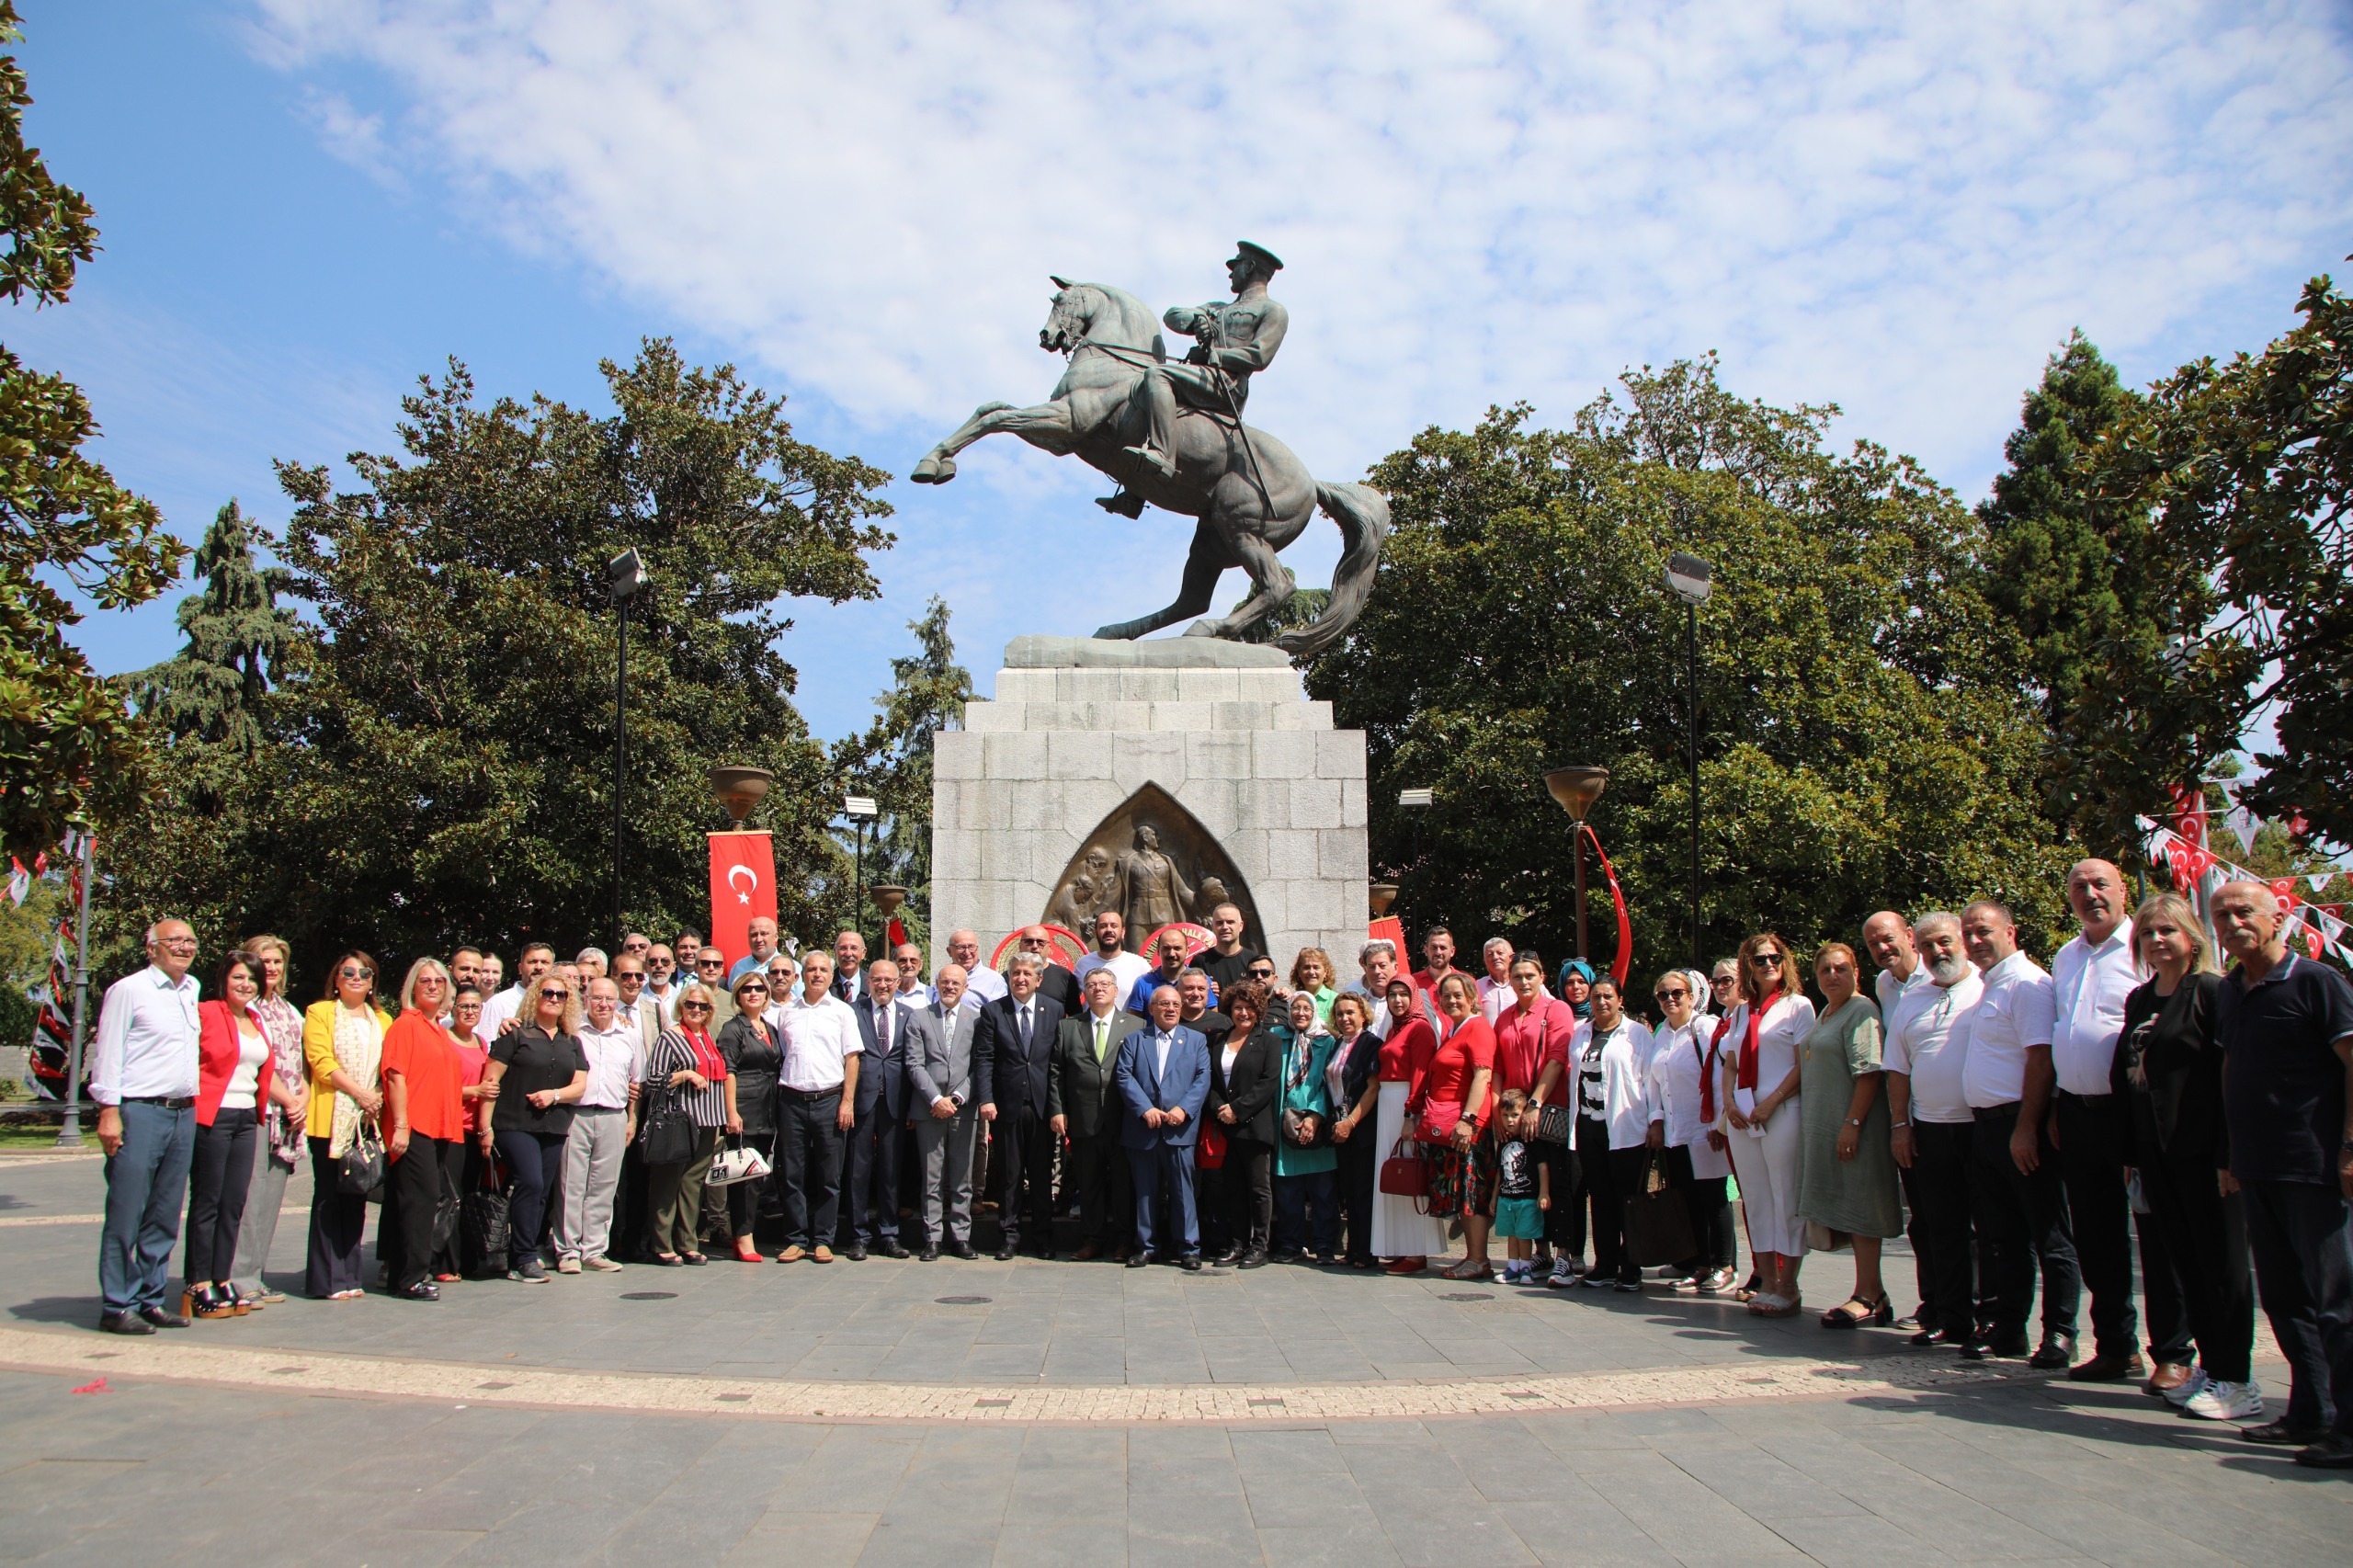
[910,455,956,484]
[1092,625,1137,641]
[1181,619,1226,639]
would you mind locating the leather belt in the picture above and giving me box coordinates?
[1971,1100,2020,1122]
[123,1095,197,1109]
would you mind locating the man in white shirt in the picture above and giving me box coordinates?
[892,941,935,1009]
[1955,899,2079,1367]
[1072,910,1153,1002]
[90,918,204,1334]
[2051,860,2182,1388]
[481,942,554,1037]
[1883,912,1984,1348]
[946,928,1007,1009]
[1865,909,1934,1330]
[556,979,644,1271]
[773,951,862,1263]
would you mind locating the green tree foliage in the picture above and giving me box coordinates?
[98,342,894,976]
[837,595,972,954]
[124,500,300,759]
[1312,358,2075,976]
[0,4,185,857]
[2059,275,2353,847]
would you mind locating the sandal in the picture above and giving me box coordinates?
[1440,1257,1495,1281]
[1822,1292,1890,1330]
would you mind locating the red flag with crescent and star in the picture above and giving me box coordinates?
[708,832,779,970]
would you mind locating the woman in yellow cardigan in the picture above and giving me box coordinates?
[303,951,392,1300]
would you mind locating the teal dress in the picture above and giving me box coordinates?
[1272,1024,1338,1177]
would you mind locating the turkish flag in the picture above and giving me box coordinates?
[709,832,779,970]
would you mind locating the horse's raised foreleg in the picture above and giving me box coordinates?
[910,400,1071,483]
[1183,528,1292,641]
[1095,522,1233,641]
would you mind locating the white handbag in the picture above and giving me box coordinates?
[706,1138,772,1187]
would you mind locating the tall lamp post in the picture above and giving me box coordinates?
[1663,551,1712,971]
[844,794,880,941]
[608,548,650,945]
[1543,767,1609,960]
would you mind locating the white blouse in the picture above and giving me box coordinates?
[1721,993,1816,1108]
[1643,1018,1732,1179]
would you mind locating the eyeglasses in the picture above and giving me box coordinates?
[340,966,373,981]
[740,983,768,994]
[540,989,570,1001]
[416,975,447,987]
[1248,967,1275,978]
[680,1002,712,1014]
[622,939,650,952]
[617,971,644,983]
[1654,987,1688,1001]
[697,959,724,970]
[1751,953,1783,967]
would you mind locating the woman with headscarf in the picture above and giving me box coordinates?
[1372,978,1445,1273]
[1555,959,1595,1024]
[301,950,392,1301]
[1271,991,1342,1262]
[1720,932,1816,1316]
[225,936,306,1309]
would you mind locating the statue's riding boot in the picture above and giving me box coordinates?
[1096,489,1146,517]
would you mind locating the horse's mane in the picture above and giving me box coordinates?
[1070,280,1165,358]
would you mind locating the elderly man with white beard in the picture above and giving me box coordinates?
[1883,912,1985,1350]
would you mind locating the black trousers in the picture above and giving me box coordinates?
[1570,1118,1624,1276]
[2245,1177,2353,1436]
[304,1135,370,1297]
[1665,1144,1735,1274]
[1539,1139,1576,1251]
[2057,1091,2189,1362]
[777,1089,846,1250]
[836,1097,904,1245]
[1065,1130,1133,1248]
[494,1128,568,1269]
[1970,1104,2080,1342]
[991,1106,1056,1249]
[185,1108,256,1287]
[611,1138,651,1261]
[1908,1120,1980,1339]
[1338,1123,1378,1264]
[1221,1138,1274,1255]
[2140,1145,2253,1382]
[382,1134,460,1291]
[723,1128,779,1243]
[1606,1146,1648,1282]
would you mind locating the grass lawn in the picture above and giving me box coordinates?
[0,1122,97,1151]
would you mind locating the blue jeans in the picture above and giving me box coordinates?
[1275,1167,1339,1256]
[100,1100,196,1315]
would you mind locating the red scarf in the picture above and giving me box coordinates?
[1737,987,1780,1093]
[683,1027,725,1084]
[1700,1016,1731,1121]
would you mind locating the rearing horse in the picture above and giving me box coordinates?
[910,279,1388,658]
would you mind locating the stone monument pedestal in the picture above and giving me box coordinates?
[931,637,1368,967]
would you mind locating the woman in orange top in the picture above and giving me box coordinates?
[379,960,471,1301]
[186,951,299,1319]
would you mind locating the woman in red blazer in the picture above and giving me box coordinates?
[188,951,297,1319]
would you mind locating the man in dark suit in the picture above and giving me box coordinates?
[1012,926,1082,1015]
[1116,984,1211,1268]
[973,953,1066,1258]
[1051,967,1144,1261]
[837,958,916,1258]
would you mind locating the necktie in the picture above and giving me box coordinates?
[876,1006,890,1058]
[1094,1017,1108,1062]
[1018,1005,1032,1048]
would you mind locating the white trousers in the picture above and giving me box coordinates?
[1727,1095,1807,1257]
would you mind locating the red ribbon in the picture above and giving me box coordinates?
[1578,822,1634,991]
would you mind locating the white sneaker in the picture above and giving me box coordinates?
[2181,1379,2263,1421]
[2161,1366,2211,1408]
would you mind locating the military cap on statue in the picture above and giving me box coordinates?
[1234,240,1284,272]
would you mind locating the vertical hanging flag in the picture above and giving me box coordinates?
[707,833,779,971]
[2168,784,2208,849]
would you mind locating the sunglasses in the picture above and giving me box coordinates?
[1248,967,1276,978]
[1752,953,1783,966]
[680,1002,712,1013]
[340,967,373,981]
[740,983,768,994]
[540,989,570,1001]
[1654,987,1689,1001]
[698,960,724,970]
[623,940,650,951]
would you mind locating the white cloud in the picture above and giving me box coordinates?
[240,0,2353,722]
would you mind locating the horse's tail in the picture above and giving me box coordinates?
[1274,482,1391,659]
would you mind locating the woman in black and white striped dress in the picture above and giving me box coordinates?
[642,983,733,1266]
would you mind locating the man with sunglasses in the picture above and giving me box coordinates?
[690,947,734,1026]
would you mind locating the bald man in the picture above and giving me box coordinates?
[2053,859,2189,1386]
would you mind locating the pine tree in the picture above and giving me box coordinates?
[127,500,301,753]
[838,597,972,952]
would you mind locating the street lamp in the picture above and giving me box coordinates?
[1663,551,1712,971]
[844,794,881,943]
[709,765,774,827]
[1543,766,1608,960]
[609,548,651,945]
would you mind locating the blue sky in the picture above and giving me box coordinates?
[18,1,2353,744]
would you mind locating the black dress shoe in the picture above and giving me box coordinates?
[878,1239,910,1259]
[1210,1246,1242,1267]
[1126,1253,1152,1268]
[138,1306,189,1329]
[1961,1330,2028,1360]
[919,1245,939,1262]
[995,1244,1017,1261]
[1910,1327,1960,1347]
[396,1280,440,1301]
[844,1244,869,1262]
[97,1312,154,1336]
[950,1241,977,1259]
[2029,1333,2077,1370]
[1238,1250,1268,1269]
[1179,1254,1202,1271]
[2244,1418,2331,1446]
[2293,1434,2353,1468]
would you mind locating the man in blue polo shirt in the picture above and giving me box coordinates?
[2211,880,2353,1469]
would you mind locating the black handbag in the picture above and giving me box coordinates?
[336,1120,385,1198]
[459,1160,513,1278]
[1623,1150,1696,1267]
[641,1085,698,1165]
[1532,1103,1574,1146]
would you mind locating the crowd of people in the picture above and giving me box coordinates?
[83,869,2353,1469]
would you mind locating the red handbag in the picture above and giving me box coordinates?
[1378,1136,1428,1198]
[1415,1097,1465,1144]
[1198,1119,1228,1170]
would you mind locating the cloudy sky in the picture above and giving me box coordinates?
[21,1,2353,740]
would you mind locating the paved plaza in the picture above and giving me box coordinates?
[1,1149,2347,1565]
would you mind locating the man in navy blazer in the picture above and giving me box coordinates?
[837,958,922,1259]
[1115,983,1211,1268]
[972,953,1066,1258]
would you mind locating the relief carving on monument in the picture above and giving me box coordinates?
[1042,783,1262,955]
